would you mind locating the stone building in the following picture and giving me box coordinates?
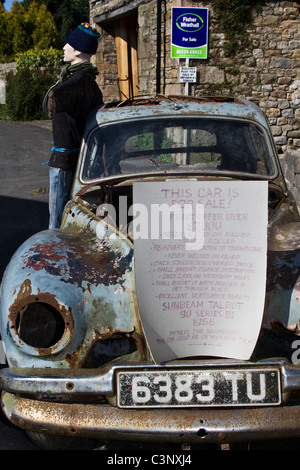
[90,0,300,204]
[90,0,300,156]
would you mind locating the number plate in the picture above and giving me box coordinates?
[117,368,281,408]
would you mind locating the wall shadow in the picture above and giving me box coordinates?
[0,196,49,278]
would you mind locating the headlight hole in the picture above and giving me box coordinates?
[15,302,66,349]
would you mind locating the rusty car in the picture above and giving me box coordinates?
[1,95,300,450]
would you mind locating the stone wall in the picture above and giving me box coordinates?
[282,148,300,207]
[0,62,16,79]
[94,27,119,100]
[0,62,16,104]
[187,0,300,156]
[138,0,158,96]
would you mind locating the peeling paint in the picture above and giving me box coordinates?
[20,232,132,289]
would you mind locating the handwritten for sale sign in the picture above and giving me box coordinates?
[133,180,268,363]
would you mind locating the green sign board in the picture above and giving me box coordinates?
[171,7,209,59]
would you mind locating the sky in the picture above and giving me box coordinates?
[4,0,17,11]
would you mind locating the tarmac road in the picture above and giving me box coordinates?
[0,120,51,278]
[0,120,51,449]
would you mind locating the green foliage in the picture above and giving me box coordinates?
[0,1,59,61]
[52,0,90,42]
[211,0,264,56]
[1,0,94,121]
[0,4,10,62]
[0,104,10,120]
[26,1,60,49]
[4,66,58,120]
[21,0,90,45]
[16,47,63,70]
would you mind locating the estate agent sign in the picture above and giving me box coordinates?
[171,7,209,59]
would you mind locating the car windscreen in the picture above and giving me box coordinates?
[81,117,276,182]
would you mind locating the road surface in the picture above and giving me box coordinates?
[0,120,51,449]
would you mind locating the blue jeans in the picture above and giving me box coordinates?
[49,167,74,229]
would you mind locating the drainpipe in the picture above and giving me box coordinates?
[156,0,161,94]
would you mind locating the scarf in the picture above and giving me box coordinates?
[58,61,99,83]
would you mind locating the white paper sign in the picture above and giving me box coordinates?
[133,180,268,363]
[180,67,197,83]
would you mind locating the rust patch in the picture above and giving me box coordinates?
[266,249,300,291]
[103,94,236,109]
[20,232,132,289]
[5,390,300,442]
[8,279,74,356]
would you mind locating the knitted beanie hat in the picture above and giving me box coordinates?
[64,23,100,55]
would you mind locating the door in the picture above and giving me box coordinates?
[115,12,139,100]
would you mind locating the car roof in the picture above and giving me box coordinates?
[84,95,271,135]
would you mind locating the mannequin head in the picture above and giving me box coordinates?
[63,43,92,64]
[63,23,100,64]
